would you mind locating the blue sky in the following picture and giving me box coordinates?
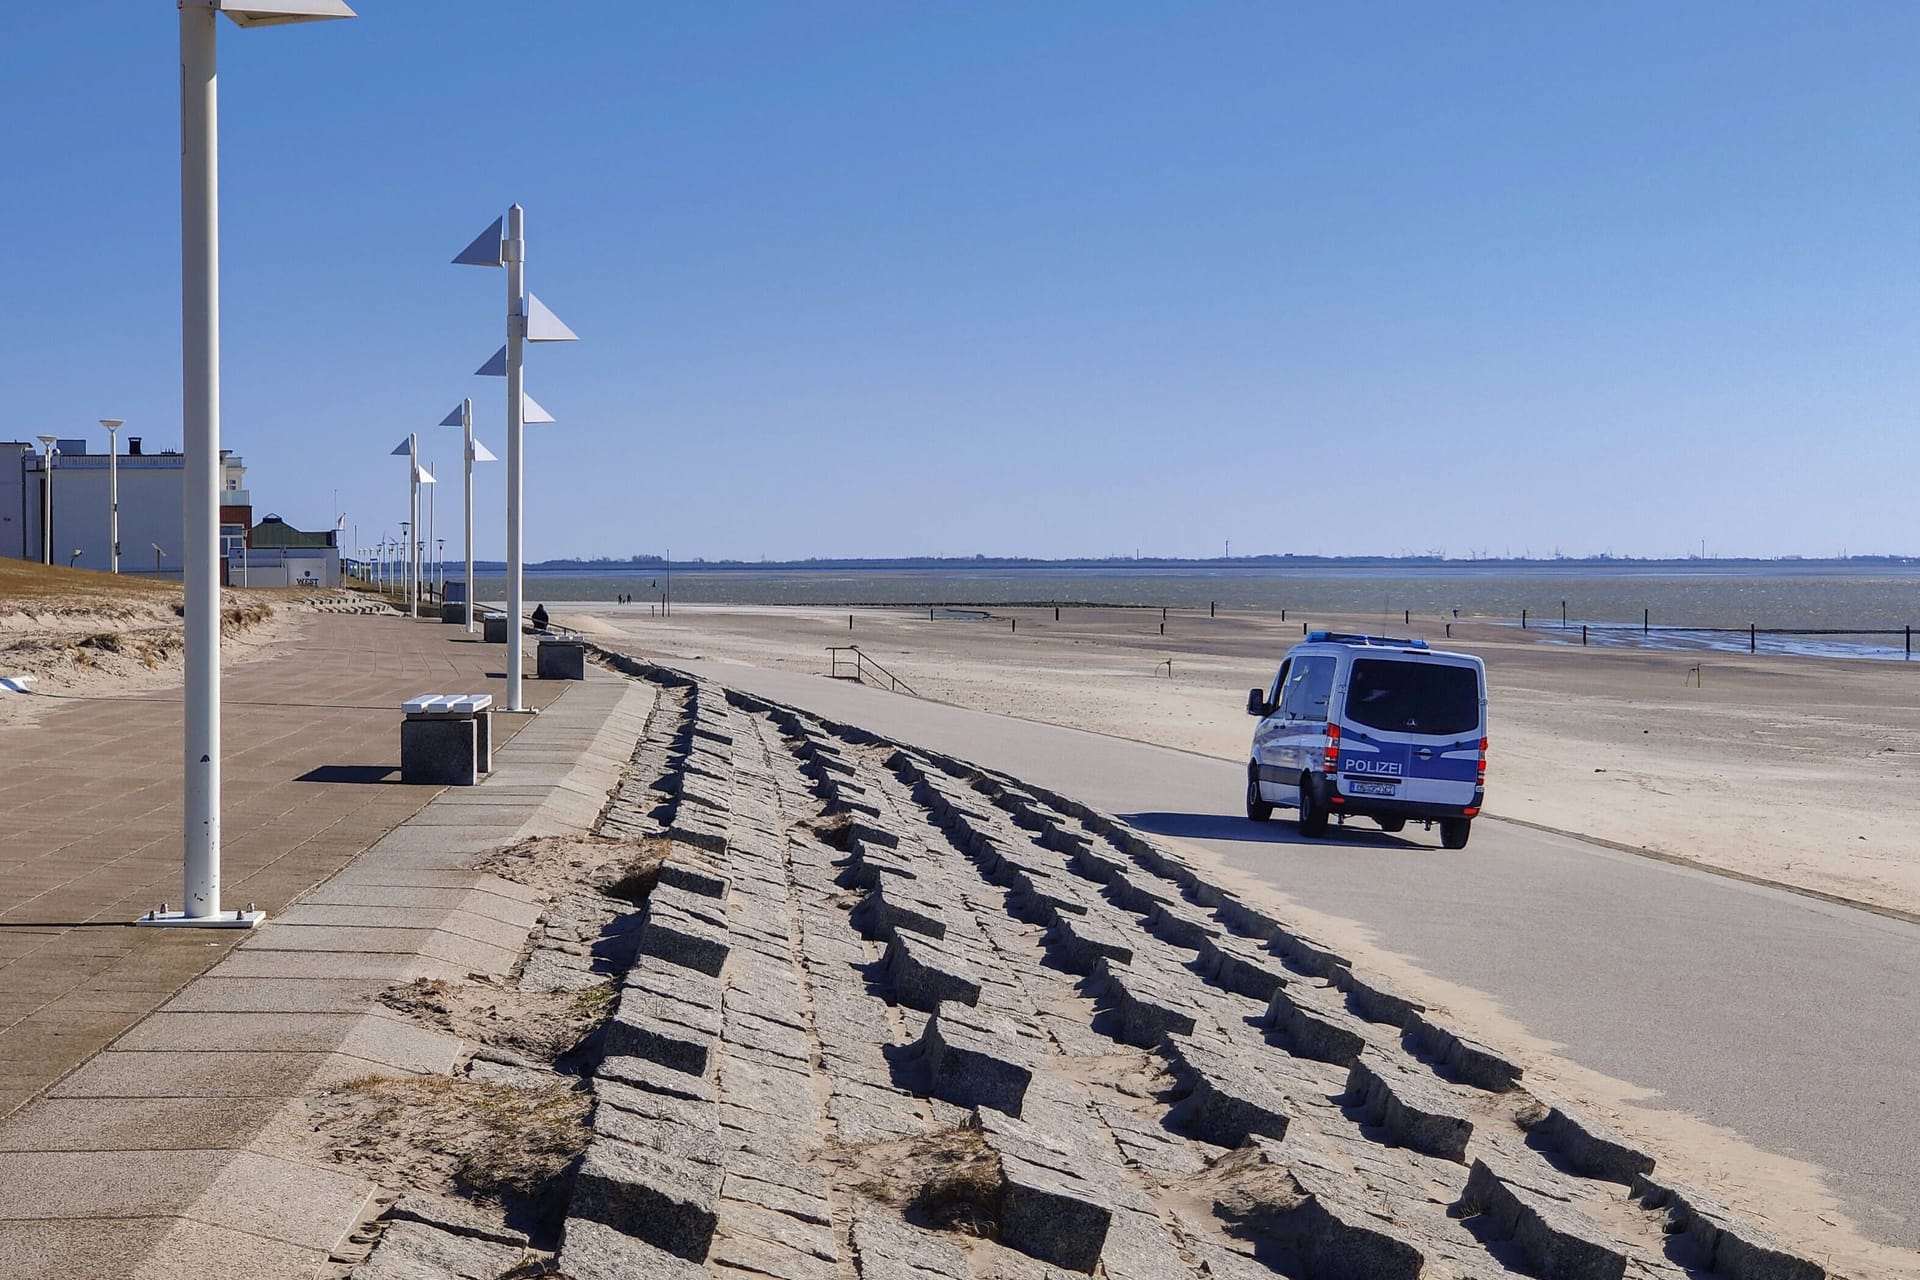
[7,3,1919,561]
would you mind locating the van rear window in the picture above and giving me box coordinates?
[1343,660,1479,735]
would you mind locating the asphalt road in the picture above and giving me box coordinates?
[666,656,1920,1253]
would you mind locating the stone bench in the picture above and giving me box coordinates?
[400,693,493,786]
[537,636,586,679]
[481,612,511,643]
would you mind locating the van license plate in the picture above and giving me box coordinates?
[1350,780,1398,797]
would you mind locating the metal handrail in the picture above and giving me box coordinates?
[827,645,917,696]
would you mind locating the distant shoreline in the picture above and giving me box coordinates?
[472,555,1920,575]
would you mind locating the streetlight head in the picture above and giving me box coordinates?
[214,0,356,28]
[100,419,124,430]
[36,435,57,447]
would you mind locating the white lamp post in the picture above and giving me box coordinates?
[454,207,577,710]
[393,434,420,616]
[141,0,355,930]
[427,462,437,601]
[439,398,499,633]
[101,419,123,572]
[34,436,57,566]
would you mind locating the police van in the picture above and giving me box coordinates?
[1245,632,1487,849]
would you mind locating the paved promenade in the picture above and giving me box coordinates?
[662,656,1920,1261]
[0,612,563,1120]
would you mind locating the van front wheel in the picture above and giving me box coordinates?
[1246,768,1273,823]
[1297,777,1329,838]
[1440,818,1471,850]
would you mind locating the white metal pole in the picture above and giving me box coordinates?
[407,432,419,618]
[428,467,436,603]
[41,448,54,566]
[180,4,223,920]
[106,423,120,573]
[505,204,526,709]
[462,398,475,632]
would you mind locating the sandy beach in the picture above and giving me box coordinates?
[553,601,1920,921]
[0,561,381,728]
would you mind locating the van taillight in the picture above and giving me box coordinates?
[1324,724,1340,774]
[1477,736,1488,787]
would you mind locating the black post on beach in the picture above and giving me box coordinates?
[1750,624,1756,653]
[1404,609,1410,625]
[1582,624,1588,646]
[1281,608,1287,622]
[1644,608,1650,635]
[1908,626,1912,660]
[1210,601,1216,618]
[1054,606,1060,622]
[1162,606,1168,622]
[849,614,854,631]
[1301,622,1307,636]
[1445,623,1451,638]
[1159,622,1165,635]
[1522,608,1528,630]
[1010,618,1016,633]
[929,607,935,621]
[1562,600,1567,629]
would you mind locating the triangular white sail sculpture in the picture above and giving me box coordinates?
[452,216,505,267]
[526,293,579,343]
[470,438,498,463]
[475,345,508,377]
[522,393,555,424]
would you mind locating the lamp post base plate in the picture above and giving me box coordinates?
[133,909,265,929]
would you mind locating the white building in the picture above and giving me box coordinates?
[1,435,249,577]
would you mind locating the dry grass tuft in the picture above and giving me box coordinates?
[605,836,674,903]
[314,1073,590,1211]
[379,977,600,1063]
[843,1127,1004,1239]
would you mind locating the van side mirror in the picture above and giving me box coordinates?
[1247,687,1269,717]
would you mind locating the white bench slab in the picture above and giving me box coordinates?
[404,693,493,718]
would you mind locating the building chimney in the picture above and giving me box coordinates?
[128,437,142,456]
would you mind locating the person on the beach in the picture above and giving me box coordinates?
[532,604,549,632]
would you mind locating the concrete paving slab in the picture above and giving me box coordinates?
[239,924,519,972]
[0,1096,287,1152]
[270,903,534,951]
[160,976,395,1014]
[112,1011,459,1073]
[47,1050,342,1099]
[0,1218,320,1280]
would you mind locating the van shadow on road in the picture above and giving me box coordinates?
[1119,810,1430,852]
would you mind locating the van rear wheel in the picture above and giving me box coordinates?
[1440,818,1471,850]
[1297,777,1329,838]
[1246,768,1273,823]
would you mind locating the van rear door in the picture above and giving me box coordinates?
[1337,656,1483,805]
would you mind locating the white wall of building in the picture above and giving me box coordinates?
[4,449,246,574]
